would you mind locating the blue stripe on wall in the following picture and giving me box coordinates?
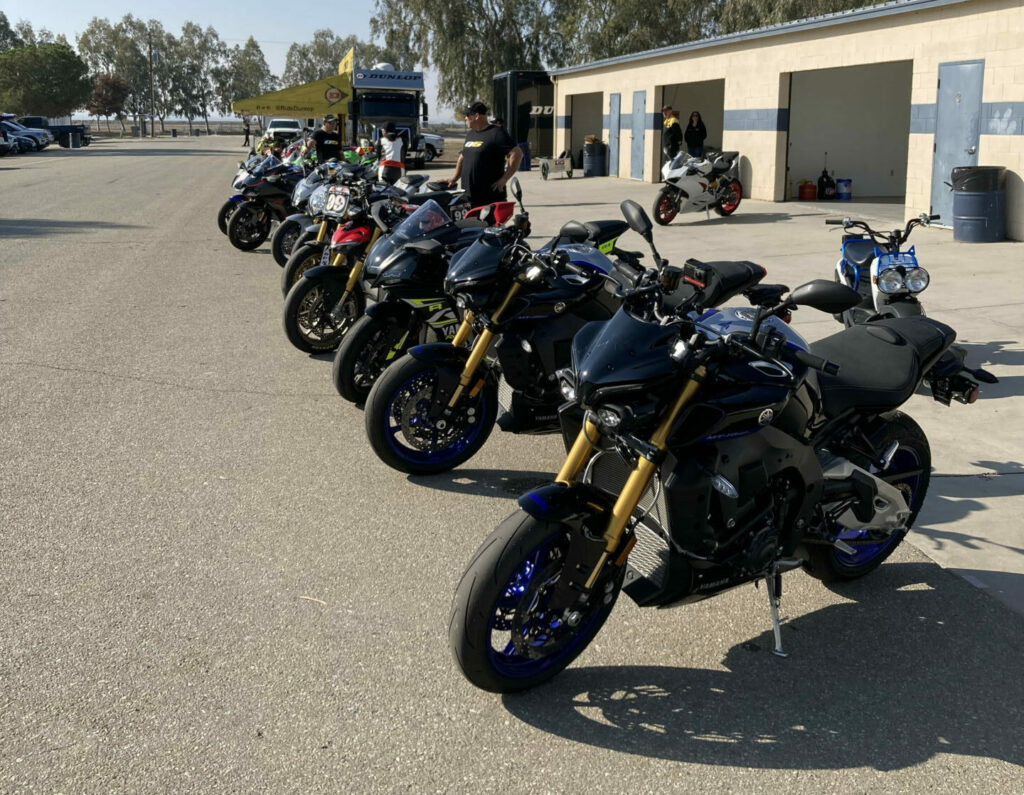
[911,103,1024,135]
[910,104,937,134]
[557,115,570,129]
[722,108,789,131]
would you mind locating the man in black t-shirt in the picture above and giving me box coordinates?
[445,101,522,208]
[303,114,341,162]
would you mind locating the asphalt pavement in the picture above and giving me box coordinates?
[1,135,1022,791]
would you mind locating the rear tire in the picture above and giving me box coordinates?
[806,411,930,582]
[270,218,304,268]
[713,179,743,216]
[653,187,679,225]
[227,203,271,251]
[449,511,623,693]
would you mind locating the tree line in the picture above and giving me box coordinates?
[2,1,868,131]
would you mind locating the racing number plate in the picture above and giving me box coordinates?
[324,185,350,218]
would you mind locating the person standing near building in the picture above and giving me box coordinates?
[241,119,250,147]
[376,121,405,184]
[662,105,682,162]
[445,101,522,207]
[685,111,707,158]
[303,114,342,162]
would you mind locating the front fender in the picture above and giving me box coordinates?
[407,341,470,368]
[285,213,314,228]
[518,481,614,522]
[301,263,350,290]
[878,298,924,319]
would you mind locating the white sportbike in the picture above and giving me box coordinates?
[653,150,743,225]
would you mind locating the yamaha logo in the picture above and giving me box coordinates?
[758,409,774,426]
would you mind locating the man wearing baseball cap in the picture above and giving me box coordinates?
[303,114,341,162]
[445,101,522,207]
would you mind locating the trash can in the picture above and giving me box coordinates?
[583,142,607,177]
[58,131,71,148]
[952,166,1006,243]
[130,125,139,136]
[836,178,852,200]
[517,142,531,171]
[171,129,177,138]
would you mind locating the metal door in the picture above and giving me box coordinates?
[631,91,646,180]
[608,93,620,177]
[930,60,984,223]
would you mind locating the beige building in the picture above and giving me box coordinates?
[550,0,1023,240]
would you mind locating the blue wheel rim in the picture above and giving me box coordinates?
[383,367,488,466]
[485,536,608,680]
[833,447,924,567]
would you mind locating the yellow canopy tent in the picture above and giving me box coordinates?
[233,49,355,141]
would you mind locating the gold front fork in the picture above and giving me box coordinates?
[582,366,707,589]
[450,312,475,348]
[555,420,601,485]
[446,284,521,408]
[315,219,328,243]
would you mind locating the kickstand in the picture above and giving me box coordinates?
[705,205,711,221]
[765,565,789,658]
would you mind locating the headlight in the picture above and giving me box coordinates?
[876,269,905,294]
[558,370,577,402]
[904,267,930,293]
[308,185,329,215]
[596,407,621,428]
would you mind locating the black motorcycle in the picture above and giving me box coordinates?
[362,192,636,475]
[448,199,997,693]
[225,155,305,251]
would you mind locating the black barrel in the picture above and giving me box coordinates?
[582,142,607,177]
[951,166,1006,243]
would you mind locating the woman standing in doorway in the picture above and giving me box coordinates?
[685,111,707,157]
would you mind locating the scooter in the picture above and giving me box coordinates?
[653,150,743,225]
[828,214,938,327]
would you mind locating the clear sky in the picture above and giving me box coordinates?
[3,0,453,120]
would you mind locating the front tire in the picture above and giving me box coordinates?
[282,277,364,353]
[281,243,327,297]
[424,144,437,163]
[653,187,679,225]
[364,353,497,475]
[270,218,304,268]
[807,411,931,582]
[449,511,624,693]
[332,314,413,404]
[226,203,271,251]
[713,178,743,216]
[217,199,238,235]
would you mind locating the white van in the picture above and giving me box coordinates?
[264,118,304,138]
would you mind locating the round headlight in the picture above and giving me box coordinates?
[308,185,328,215]
[904,267,930,293]
[876,269,905,294]
[597,408,621,428]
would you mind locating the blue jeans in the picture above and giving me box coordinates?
[687,145,704,157]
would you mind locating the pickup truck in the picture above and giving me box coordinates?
[18,116,91,147]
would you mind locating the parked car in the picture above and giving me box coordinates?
[0,118,52,150]
[264,118,305,139]
[18,115,91,146]
[0,127,12,156]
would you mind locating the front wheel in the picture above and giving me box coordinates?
[653,187,679,225]
[282,277,365,353]
[423,144,437,163]
[226,202,272,251]
[332,314,414,404]
[217,199,238,235]
[449,511,624,693]
[270,218,305,268]
[714,178,743,216]
[364,353,497,475]
[281,243,327,297]
[807,411,931,582]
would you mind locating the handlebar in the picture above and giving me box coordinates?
[787,347,840,376]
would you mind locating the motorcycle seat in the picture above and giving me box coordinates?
[811,317,956,417]
[405,190,455,206]
[710,152,738,173]
[396,174,430,191]
[843,238,878,268]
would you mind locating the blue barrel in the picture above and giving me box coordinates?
[952,166,1006,243]
[836,178,852,200]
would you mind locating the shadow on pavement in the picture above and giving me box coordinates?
[0,218,142,237]
[503,561,1024,771]
[408,468,552,498]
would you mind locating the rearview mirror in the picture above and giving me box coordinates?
[788,280,861,314]
[620,199,653,241]
[509,176,522,202]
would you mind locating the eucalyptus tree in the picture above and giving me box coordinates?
[213,36,277,117]
[282,30,391,87]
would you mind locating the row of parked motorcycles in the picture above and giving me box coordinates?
[218,151,996,694]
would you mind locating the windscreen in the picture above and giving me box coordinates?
[391,200,452,244]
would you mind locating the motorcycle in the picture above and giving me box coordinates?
[226,155,306,251]
[829,213,939,327]
[217,153,273,235]
[269,160,351,268]
[447,198,997,693]
[653,150,743,225]
[362,182,636,476]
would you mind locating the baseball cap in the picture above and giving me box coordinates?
[460,101,489,117]
[323,114,337,123]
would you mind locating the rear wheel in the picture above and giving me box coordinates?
[281,243,328,297]
[653,187,679,225]
[449,511,624,693]
[424,144,437,163]
[270,218,305,268]
[332,314,413,404]
[807,411,930,581]
[227,203,272,251]
[282,277,364,353]
[714,179,743,216]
